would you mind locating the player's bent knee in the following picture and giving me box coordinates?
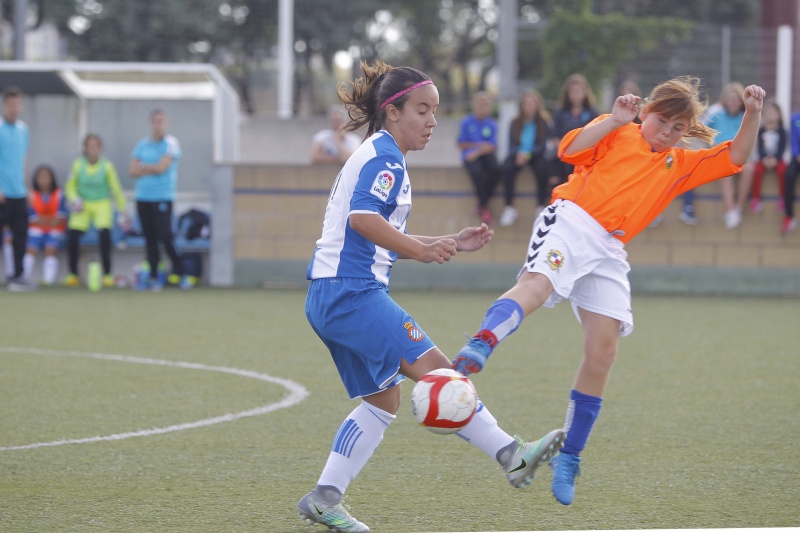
[401,348,451,382]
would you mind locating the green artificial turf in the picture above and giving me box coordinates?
[0,288,797,532]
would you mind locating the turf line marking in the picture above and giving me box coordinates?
[0,347,309,452]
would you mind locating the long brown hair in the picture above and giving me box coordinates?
[643,76,716,145]
[557,73,596,111]
[510,89,552,147]
[337,61,431,137]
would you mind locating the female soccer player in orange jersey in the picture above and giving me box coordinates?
[452,76,765,506]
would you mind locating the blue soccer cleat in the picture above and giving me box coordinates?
[550,452,581,505]
[451,337,492,376]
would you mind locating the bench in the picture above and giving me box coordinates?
[78,213,211,252]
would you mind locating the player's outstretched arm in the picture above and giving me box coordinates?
[411,223,494,253]
[350,213,457,264]
[561,94,640,156]
[730,84,765,166]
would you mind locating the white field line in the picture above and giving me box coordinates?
[0,347,309,451]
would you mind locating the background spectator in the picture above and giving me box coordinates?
[702,82,755,229]
[782,109,800,234]
[23,165,66,286]
[63,134,127,288]
[617,80,642,124]
[310,107,361,165]
[499,88,552,226]
[545,74,599,193]
[129,109,190,291]
[458,91,500,225]
[0,85,34,291]
[750,99,787,215]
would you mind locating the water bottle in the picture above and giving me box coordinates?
[88,261,102,292]
[157,261,167,286]
[134,261,150,291]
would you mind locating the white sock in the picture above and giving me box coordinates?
[43,256,59,284]
[317,402,395,494]
[23,253,35,282]
[4,242,14,277]
[456,402,516,465]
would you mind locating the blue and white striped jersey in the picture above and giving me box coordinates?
[307,130,412,286]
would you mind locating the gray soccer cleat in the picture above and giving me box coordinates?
[297,491,370,532]
[505,429,566,488]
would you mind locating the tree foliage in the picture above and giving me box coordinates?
[540,6,691,100]
[21,0,763,114]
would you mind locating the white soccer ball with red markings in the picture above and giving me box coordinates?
[410,368,478,435]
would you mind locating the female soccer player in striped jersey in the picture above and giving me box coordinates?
[453,77,765,506]
[297,61,564,532]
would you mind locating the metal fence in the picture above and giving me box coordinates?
[623,23,792,108]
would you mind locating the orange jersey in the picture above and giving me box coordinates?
[553,114,742,243]
[29,189,67,232]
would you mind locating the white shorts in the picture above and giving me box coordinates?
[520,199,634,336]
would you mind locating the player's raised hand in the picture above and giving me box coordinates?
[455,223,494,252]
[611,94,641,125]
[421,238,457,264]
[743,85,766,113]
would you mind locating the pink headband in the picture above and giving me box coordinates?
[380,80,433,110]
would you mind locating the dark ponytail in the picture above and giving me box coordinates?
[337,61,431,137]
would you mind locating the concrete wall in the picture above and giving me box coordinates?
[227,164,800,295]
[87,99,214,193]
[23,95,81,183]
[20,95,215,195]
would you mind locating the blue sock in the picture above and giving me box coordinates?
[474,298,524,352]
[561,389,603,456]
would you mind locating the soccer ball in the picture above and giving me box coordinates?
[410,368,478,435]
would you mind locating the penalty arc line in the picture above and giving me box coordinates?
[0,346,309,452]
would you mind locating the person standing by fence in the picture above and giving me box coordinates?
[129,109,191,291]
[0,86,35,291]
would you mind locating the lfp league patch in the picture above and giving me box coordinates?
[370,170,396,202]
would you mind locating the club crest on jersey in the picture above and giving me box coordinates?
[404,321,425,342]
[665,154,674,170]
[547,249,564,271]
[370,170,396,201]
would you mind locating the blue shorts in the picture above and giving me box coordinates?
[306,277,436,399]
[27,228,65,251]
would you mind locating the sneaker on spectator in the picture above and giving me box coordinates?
[499,205,518,227]
[724,208,742,229]
[8,276,38,292]
[679,210,698,225]
[648,213,664,228]
[179,275,193,290]
[478,206,493,226]
[62,273,80,287]
[749,198,763,214]
[102,275,115,288]
[781,216,797,235]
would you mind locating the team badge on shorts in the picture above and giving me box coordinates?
[547,249,565,271]
[404,321,425,341]
[370,170,396,201]
[665,154,674,170]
